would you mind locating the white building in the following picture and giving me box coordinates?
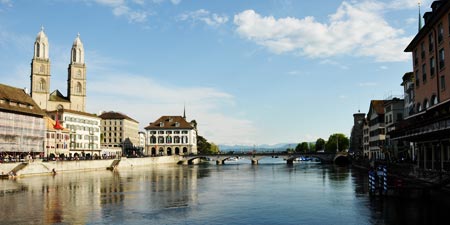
[47,109,101,158]
[144,116,197,156]
[367,100,386,160]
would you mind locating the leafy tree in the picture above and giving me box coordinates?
[197,135,211,154]
[325,133,349,153]
[315,138,325,151]
[295,142,309,153]
[210,142,220,154]
[309,143,316,152]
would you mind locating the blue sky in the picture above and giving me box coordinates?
[0,0,429,145]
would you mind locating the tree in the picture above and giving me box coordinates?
[315,138,325,151]
[295,142,309,153]
[210,142,220,154]
[325,133,349,153]
[197,135,211,154]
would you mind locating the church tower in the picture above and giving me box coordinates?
[67,33,86,112]
[30,26,51,110]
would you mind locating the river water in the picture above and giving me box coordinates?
[0,158,449,225]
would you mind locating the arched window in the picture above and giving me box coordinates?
[174,136,180,144]
[76,82,82,93]
[417,103,422,112]
[150,136,156,144]
[158,136,164,144]
[431,95,438,105]
[423,99,429,109]
[166,136,172,144]
[42,44,46,58]
[36,43,40,58]
[39,79,46,91]
[78,49,82,62]
[72,49,77,63]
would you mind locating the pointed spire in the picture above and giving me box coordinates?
[418,1,423,32]
[183,104,186,120]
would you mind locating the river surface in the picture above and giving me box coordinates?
[0,158,449,225]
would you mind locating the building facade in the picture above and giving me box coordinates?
[383,98,404,160]
[47,109,101,158]
[0,83,46,159]
[30,27,87,112]
[44,116,70,159]
[391,0,450,172]
[144,116,197,156]
[99,111,139,156]
[367,100,386,160]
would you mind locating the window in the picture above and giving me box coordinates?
[415,69,420,87]
[429,33,434,52]
[76,82,82,93]
[421,42,425,58]
[39,79,46,91]
[438,23,444,43]
[422,64,427,83]
[414,49,419,66]
[439,48,445,69]
[448,13,450,35]
[441,75,446,90]
[430,57,435,77]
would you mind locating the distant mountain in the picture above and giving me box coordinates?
[218,143,298,152]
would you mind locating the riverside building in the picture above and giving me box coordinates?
[44,116,70,159]
[0,83,46,159]
[46,109,101,158]
[145,116,197,156]
[391,0,450,171]
[99,111,139,156]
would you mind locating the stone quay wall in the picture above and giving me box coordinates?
[0,156,181,177]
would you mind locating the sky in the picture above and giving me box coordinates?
[0,0,430,146]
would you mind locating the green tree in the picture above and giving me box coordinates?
[315,138,325,151]
[197,135,212,154]
[325,133,349,153]
[210,142,220,154]
[295,142,309,153]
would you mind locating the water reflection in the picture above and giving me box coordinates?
[0,162,449,225]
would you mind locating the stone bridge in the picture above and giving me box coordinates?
[179,152,349,165]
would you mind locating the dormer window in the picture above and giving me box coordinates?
[159,122,164,127]
[175,122,180,127]
[168,117,173,122]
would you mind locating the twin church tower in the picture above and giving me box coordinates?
[31,27,86,112]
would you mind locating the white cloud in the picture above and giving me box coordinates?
[234,1,412,62]
[0,0,12,7]
[94,0,148,23]
[87,72,256,145]
[178,9,229,27]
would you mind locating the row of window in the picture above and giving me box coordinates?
[148,130,189,135]
[102,120,123,126]
[416,94,440,112]
[65,116,99,125]
[69,134,99,141]
[414,49,445,87]
[67,125,99,133]
[149,136,190,144]
[70,143,98,149]
[46,133,69,140]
